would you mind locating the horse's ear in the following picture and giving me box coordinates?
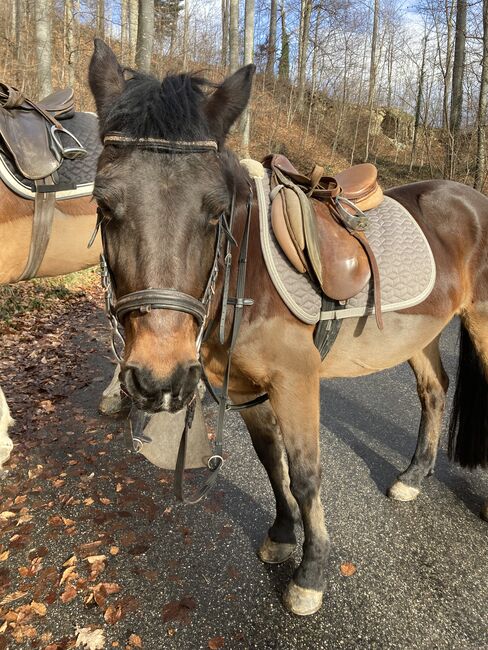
[205,64,255,142]
[89,38,125,120]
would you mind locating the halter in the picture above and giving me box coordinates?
[91,132,268,503]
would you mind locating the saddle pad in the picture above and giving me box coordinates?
[0,111,101,200]
[251,162,436,324]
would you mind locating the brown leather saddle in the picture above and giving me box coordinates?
[263,154,384,328]
[0,83,87,281]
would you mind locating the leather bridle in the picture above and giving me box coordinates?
[91,132,268,503]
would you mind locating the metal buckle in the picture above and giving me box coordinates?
[207,455,223,471]
[50,124,87,160]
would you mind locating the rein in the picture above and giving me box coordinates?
[93,132,268,503]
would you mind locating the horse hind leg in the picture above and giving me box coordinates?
[0,387,14,473]
[389,336,448,502]
[237,396,300,564]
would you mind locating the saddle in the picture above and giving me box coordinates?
[0,83,87,281]
[263,154,384,328]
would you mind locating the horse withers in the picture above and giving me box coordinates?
[88,39,488,615]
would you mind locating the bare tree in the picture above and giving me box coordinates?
[221,0,229,67]
[229,0,239,73]
[364,0,379,162]
[297,0,312,111]
[265,0,277,80]
[241,0,255,156]
[448,0,467,178]
[136,0,154,72]
[65,0,77,88]
[410,29,429,172]
[129,0,139,66]
[36,0,52,98]
[475,0,488,190]
[121,0,128,62]
[278,3,289,82]
[97,0,105,39]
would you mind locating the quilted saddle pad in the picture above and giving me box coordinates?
[248,161,436,324]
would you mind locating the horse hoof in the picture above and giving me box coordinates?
[98,394,123,416]
[387,480,420,502]
[257,536,295,564]
[282,580,323,616]
[481,501,488,522]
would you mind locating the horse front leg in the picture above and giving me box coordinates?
[269,371,329,616]
[236,396,300,564]
[0,386,14,473]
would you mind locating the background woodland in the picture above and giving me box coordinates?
[1,0,487,190]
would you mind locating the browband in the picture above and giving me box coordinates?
[103,133,218,153]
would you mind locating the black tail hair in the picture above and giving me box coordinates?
[448,321,488,468]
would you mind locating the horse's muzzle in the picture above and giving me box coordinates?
[121,360,201,413]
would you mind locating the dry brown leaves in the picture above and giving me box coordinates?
[340,562,357,577]
[208,637,225,649]
[161,596,197,625]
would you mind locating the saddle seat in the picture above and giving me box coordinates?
[0,83,82,180]
[264,154,383,302]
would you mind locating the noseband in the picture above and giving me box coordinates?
[92,132,268,503]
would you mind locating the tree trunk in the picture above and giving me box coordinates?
[121,0,128,62]
[265,0,277,80]
[410,31,428,173]
[278,3,289,83]
[136,0,154,72]
[97,0,105,39]
[475,0,488,191]
[182,0,190,68]
[448,0,467,179]
[221,0,229,67]
[129,0,139,66]
[65,0,76,88]
[240,0,254,156]
[297,0,312,111]
[363,0,379,163]
[229,0,239,73]
[35,0,52,99]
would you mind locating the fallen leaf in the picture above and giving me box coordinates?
[75,626,106,649]
[208,637,225,649]
[0,590,28,605]
[60,584,77,603]
[109,546,119,556]
[63,554,77,567]
[128,634,142,647]
[0,550,9,562]
[104,603,123,625]
[59,565,77,585]
[162,596,196,625]
[0,511,16,520]
[40,400,55,413]
[86,555,107,564]
[30,600,47,616]
[340,562,357,577]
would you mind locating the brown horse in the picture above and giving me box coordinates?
[88,40,488,616]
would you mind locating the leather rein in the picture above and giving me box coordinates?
[92,133,268,503]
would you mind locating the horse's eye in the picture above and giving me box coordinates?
[208,214,221,226]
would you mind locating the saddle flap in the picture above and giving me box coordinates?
[310,199,371,300]
[0,107,61,179]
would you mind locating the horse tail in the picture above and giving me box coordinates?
[448,319,488,468]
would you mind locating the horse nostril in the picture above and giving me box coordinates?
[125,364,160,398]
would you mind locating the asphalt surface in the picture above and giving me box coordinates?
[2,311,488,650]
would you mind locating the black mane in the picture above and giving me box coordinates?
[100,70,214,141]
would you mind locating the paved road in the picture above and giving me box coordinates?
[2,310,487,650]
